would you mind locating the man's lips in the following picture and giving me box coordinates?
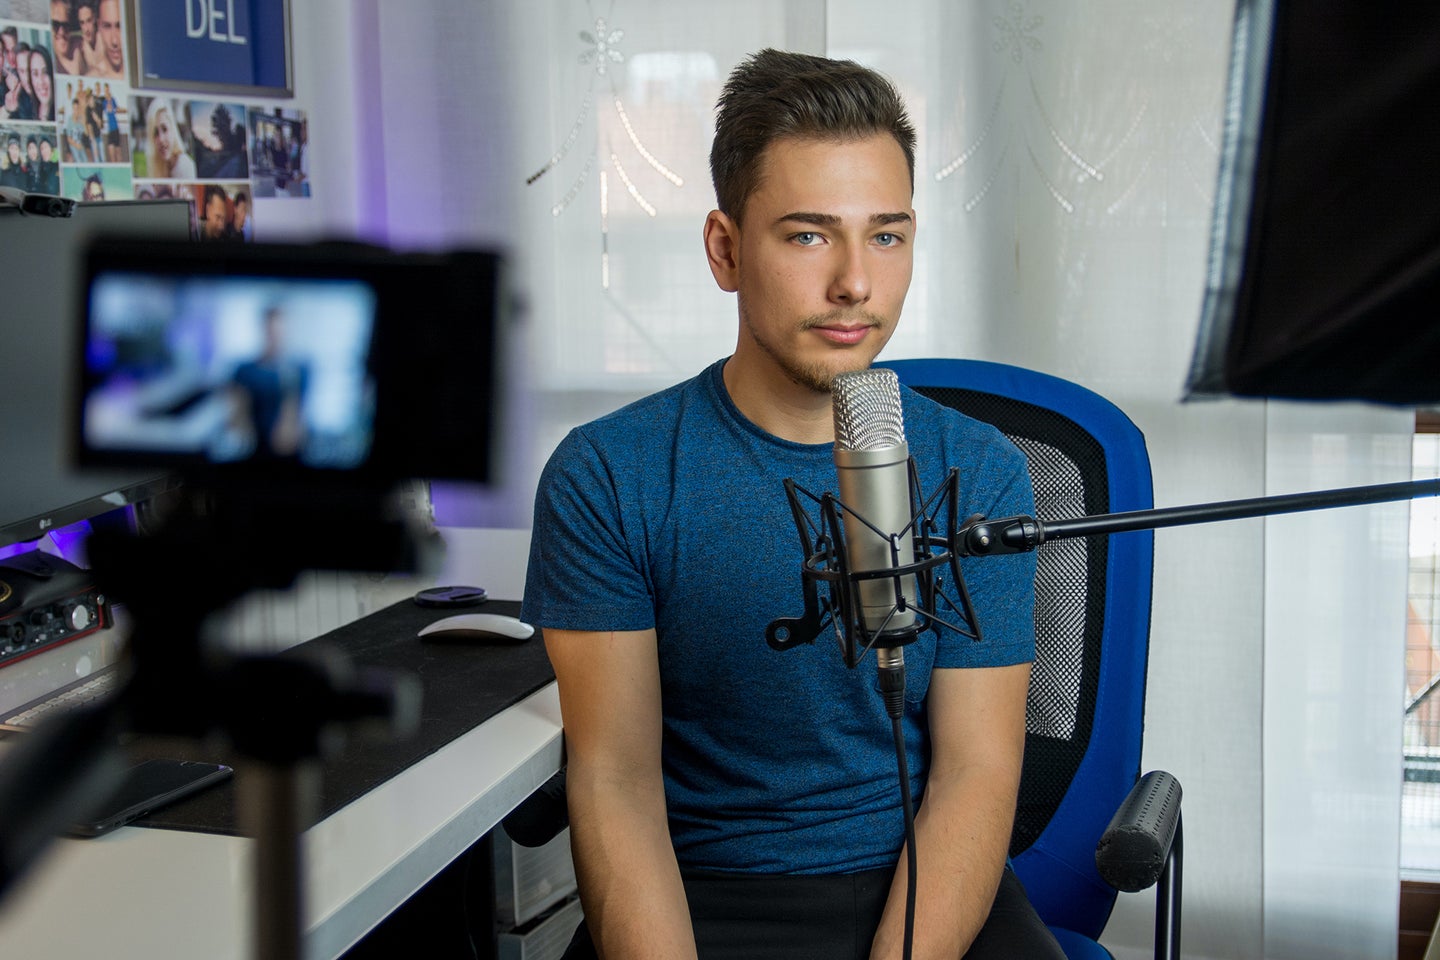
[810,324,874,345]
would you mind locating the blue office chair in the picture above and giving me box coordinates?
[879,358,1181,960]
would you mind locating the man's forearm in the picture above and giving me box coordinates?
[868,771,1016,960]
[567,769,698,960]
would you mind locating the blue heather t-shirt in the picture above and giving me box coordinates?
[522,358,1037,875]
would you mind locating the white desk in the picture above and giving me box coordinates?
[0,682,563,960]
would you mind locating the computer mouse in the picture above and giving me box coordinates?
[417,612,535,644]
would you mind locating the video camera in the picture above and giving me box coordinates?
[0,236,508,921]
[74,235,506,580]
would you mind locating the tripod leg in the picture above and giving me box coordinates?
[238,759,320,960]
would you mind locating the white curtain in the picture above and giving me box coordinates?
[290,1,1409,956]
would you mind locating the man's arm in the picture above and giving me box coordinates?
[544,627,699,960]
[869,662,1031,960]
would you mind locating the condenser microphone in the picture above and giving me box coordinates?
[832,368,920,714]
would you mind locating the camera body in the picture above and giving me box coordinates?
[0,188,77,219]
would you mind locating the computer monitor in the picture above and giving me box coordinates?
[0,200,193,550]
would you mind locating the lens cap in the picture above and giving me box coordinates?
[413,585,489,608]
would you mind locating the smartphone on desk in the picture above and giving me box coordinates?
[68,758,233,837]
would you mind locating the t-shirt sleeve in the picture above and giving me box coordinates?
[520,427,657,632]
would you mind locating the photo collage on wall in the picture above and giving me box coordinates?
[1,1,307,242]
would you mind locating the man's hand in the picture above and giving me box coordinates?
[869,663,1030,960]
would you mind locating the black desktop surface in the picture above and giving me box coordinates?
[125,598,553,836]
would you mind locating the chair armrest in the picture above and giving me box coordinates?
[501,767,569,848]
[1095,769,1182,892]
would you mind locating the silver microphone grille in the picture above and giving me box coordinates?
[832,368,906,451]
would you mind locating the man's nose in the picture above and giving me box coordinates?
[827,245,871,305]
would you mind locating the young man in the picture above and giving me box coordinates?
[52,0,87,75]
[76,0,101,72]
[93,0,124,79]
[232,189,252,240]
[9,44,34,120]
[522,49,1065,959]
[35,136,59,194]
[0,135,26,189]
[23,135,40,191]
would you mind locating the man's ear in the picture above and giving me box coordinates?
[703,209,740,293]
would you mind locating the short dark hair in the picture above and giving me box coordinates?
[709,48,916,222]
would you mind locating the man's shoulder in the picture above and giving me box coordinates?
[900,383,1012,445]
[566,364,717,450]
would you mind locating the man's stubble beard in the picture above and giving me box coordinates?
[739,301,887,394]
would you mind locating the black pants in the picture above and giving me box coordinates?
[561,864,1067,959]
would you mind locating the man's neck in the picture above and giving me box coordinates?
[721,353,835,446]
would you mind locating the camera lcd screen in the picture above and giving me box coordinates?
[81,272,378,471]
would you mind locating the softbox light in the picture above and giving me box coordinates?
[1186,0,1440,404]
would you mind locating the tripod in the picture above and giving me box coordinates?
[0,489,424,960]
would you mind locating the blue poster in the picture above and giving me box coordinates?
[134,0,290,95]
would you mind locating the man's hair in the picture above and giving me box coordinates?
[709,48,916,222]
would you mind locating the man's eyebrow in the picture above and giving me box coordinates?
[775,211,914,228]
[870,211,913,227]
[776,211,841,228]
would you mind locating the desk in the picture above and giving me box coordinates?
[0,601,563,959]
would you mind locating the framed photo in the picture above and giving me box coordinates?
[127,0,292,97]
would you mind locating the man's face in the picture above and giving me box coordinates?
[26,140,37,161]
[205,194,226,234]
[40,138,52,161]
[77,3,94,45]
[52,2,75,51]
[15,50,30,92]
[99,0,122,70]
[6,141,19,164]
[713,134,914,394]
[262,312,285,355]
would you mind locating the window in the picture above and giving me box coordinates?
[1403,411,1440,876]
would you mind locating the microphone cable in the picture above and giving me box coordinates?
[891,708,918,960]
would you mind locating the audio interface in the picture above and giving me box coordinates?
[0,552,112,668]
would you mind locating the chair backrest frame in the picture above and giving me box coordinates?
[881,359,1155,938]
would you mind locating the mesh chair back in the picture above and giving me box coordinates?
[881,359,1154,939]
